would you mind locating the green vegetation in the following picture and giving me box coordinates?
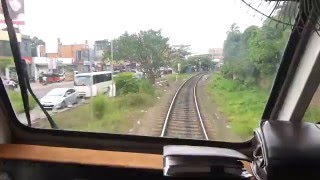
[50,70,195,132]
[52,92,155,132]
[304,106,320,123]
[165,73,195,83]
[0,58,13,76]
[7,90,36,113]
[208,4,295,138]
[0,58,13,69]
[221,3,293,87]
[50,75,156,132]
[208,74,268,138]
[31,36,45,57]
[114,72,155,96]
[102,30,171,83]
[92,95,108,119]
[114,72,139,95]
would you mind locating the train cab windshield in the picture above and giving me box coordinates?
[0,0,304,143]
[1,0,320,179]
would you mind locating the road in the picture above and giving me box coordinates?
[30,81,74,98]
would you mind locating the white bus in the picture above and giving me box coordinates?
[74,71,116,98]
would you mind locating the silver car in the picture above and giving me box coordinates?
[40,88,79,109]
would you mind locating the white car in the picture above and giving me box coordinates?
[40,88,79,109]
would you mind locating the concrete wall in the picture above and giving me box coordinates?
[58,44,88,61]
[0,30,21,42]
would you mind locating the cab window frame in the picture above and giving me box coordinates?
[0,0,317,156]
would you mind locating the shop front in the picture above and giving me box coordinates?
[33,57,74,81]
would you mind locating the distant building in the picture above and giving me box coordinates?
[208,48,223,60]
[0,30,32,79]
[37,39,91,73]
[32,57,73,80]
[94,40,108,60]
[36,45,46,57]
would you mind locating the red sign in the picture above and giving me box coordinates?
[22,57,31,64]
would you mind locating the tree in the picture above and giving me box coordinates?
[236,26,260,83]
[170,45,191,60]
[0,58,13,76]
[248,26,282,77]
[31,37,45,57]
[222,23,242,79]
[187,54,213,71]
[135,29,170,83]
[100,39,112,70]
[105,30,170,83]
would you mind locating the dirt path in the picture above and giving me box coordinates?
[197,73,241,142]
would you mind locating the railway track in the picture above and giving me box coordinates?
[160,73,209,140]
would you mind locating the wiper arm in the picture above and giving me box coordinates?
[1,0,58,129]
[23,61,58,129]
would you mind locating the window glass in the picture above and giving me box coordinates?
[304,85,320,123]
[106,73,112,81]
[2,0,296,142]
[74,76,91,86]
[46,88,66,96]
[66,89,75,94]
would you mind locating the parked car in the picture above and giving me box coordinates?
[40,88,79,109]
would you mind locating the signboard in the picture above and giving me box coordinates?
[0,0,25,25]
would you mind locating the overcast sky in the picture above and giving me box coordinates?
[15,0,266,53]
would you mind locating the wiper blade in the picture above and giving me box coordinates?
[1,0,58,129]
[23,61,58,129]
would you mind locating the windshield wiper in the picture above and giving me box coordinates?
[1,0,58,129]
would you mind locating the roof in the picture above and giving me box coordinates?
[49,87,70,91]
[47,88,71,95]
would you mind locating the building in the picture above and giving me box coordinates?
[36,39,92,74]
[36,45,46,57]
[94,40,108,60]
[93,40,109,71]
[208,48,223,60]
[0,30,32,80]
[32,57,73,80]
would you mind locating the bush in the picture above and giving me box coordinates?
[93,95,108,119]
[139,79,155,96]
[114,72,134,85]
[114,72,155,96]
[7,90,36,113]
[114,72,140,95]
[244,77,256,87]
[116,93,153,109]
[208,74,268,138]
[119,78,140,95]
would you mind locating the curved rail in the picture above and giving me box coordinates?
[160,74,195,137]
[160,73,209,140]
[193,74,209,140]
